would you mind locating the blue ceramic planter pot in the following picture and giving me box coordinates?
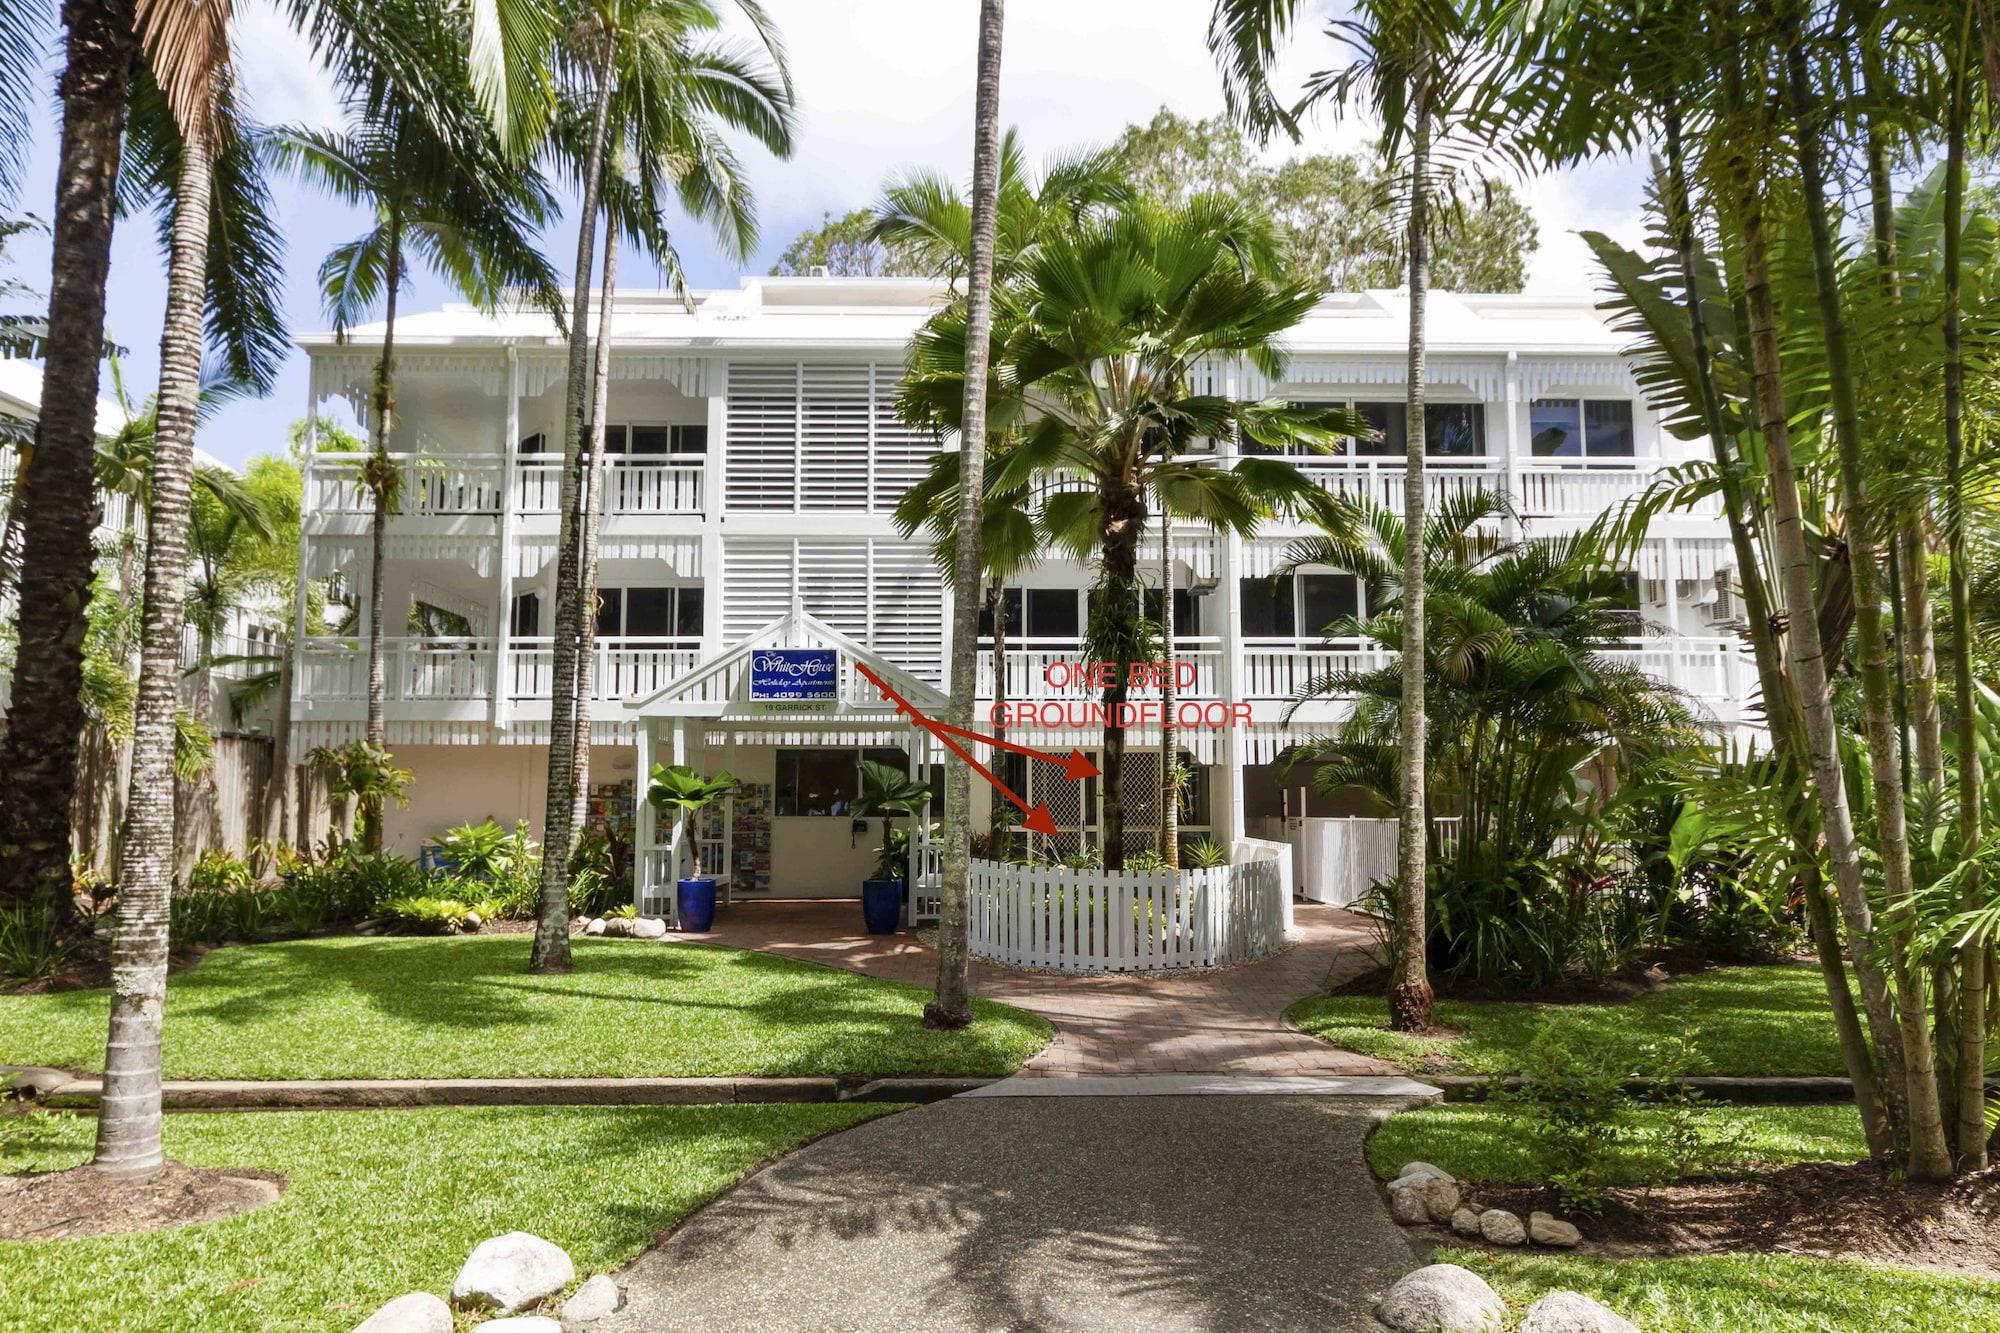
[861,879,904,934]
[677,877,718,933]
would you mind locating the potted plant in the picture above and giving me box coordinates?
[646,763,738,933]
[854,759,931,934]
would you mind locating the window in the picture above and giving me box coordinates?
[1298,574,1360,637]
[510,592,541,636]
[775,747,927,817]
[1425,403,1485,457]
[518,431,548,455]
[1532,399,1636,459]
[1239,577,1297,638]
[592,587,701,640]
[606,423,708,456]
[1355,402,1406,457]
[1255,401,1349,457]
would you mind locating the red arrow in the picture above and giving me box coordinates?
[852,661,1068,833]
[924,717,1100,781]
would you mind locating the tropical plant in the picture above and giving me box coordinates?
[855,759,932,883]
[1185,837,1230,869]
[530,0,795,976]
[309,741,413,847]
[645,763,738,878]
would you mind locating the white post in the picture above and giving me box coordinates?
[1501,351,1522,537]
[633,717,654,913]
[492,346,521,730]
[1219,356,1248,847]
[702,361,725,656]
[1660,532,1682,693]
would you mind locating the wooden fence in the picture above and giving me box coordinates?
[968,855,1287,972]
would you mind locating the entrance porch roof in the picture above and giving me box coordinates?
[623,602,948,721]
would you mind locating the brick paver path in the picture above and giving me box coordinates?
[694,899,1394,1077]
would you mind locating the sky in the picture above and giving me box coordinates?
[4,0,1648,468]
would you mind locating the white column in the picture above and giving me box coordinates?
[663,717,689,925]
[491,347,521,731]
[701,363,726,656]
[1660,533,1683,693]
[1501,351,1521,537]
[1220,356,1248,845]
[632,718,654,912]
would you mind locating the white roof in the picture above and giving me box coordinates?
[0,357,130,438]
[298,276,1629,359]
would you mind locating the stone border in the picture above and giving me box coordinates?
[1432,1074,1859,1104]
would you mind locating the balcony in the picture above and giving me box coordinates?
[1287,458,1503,509]
[308,452,704,519]
[977,639,1226,701]
[295,635,702,710]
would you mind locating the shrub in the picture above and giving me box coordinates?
[169,885,269,950]
[568,866,624,918]
[437,818,530,882]
[1184,838,1229,869]
[1504,1025,1633,1213]
[0,903,78,982]
[377,895,475,935]
[1125,849,1170,872]
[185,848,255,893]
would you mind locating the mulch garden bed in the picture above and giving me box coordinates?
[0,1161,285,1240]
[1440,1162,2000,1278]
[3,941,211,997]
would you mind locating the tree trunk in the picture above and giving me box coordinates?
[263,641,294,847]
[986,581,1010,857]
[925,0,1005,1029]
[1661,96,1893,1158]
[1720,44,1911,1148]
[93,114,213,1180]
[1897,526,1945,787]
[361,205,404,854]
[570,212,618,841]
[1778,26,1951,1181]
[1390,43,1434,1032]
[1159,519,1178,866]
[1098,494,1145,872]
[0,0,135,925]
[531,26,617,974]
[1940,37,1987,1171]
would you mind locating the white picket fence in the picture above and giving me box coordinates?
[968,854,1288,972]
[1291,816,1462,908]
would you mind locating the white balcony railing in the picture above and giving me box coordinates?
[976,640,1226,701]
[309,452,507,517]
[514,457,705,516]
[297,636,700,706]
[505,637,702,703]
[1285,458,1503,509]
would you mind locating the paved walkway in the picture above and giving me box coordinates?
[693,900,1393,1077]
[598,1094,1428,1333]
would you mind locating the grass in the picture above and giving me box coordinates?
[1366,1102,1869,1188]
[1290,964,1842,1077]
[0,935,1050,1079]
[0,1102,895,1332]
[1446,1248,2000,1333]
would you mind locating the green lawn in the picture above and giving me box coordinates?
[1,1103,893,1332]
[1449,1248,2000,1333]
[1367,1102,1870,1188]
[1291,964,1841,1076]
[0,935,1049,1079]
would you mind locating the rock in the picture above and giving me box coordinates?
[1422,1175,1462,1223]
[353,1292,452,1333]
[1529,1211,1582,1248]
[1387,1179,1431,1225]
[583,918,606,936]
[1478,1208,1526,1246]
[1375,1263,1507,1333]
[563,1274,621,1323]
[452,1232,575,1313]
[477,1319,562,1333]
[601,917,635,938]
[1449,1207,1483,1237]
[461,911,482,930]
[1396,1160,1454,1184]
[1517,1290,1641,1333]
[631,917,667,939]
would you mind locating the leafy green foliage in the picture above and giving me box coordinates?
[0,903,78,982]
[855,759,931,881]
[376,895,476,935]
[1185,838,1231,869]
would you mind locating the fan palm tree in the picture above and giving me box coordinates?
[900,195,1362,872]
[1209,0,1545,1028]
[529,0,793,974]
[271,5,567,852]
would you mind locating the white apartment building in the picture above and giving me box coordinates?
[290,276,1754,913]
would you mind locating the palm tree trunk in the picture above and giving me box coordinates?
[362,204,403,854]
[93,115,213,1180]
[1777,25,1951,1181]
[1159,519,1178,866]
[264,640,294,847]
[1098,498,1144,871]
[925,0,1005,1029]
[986,581,1010,856]
[1941,29,1987,1171]
[1719,45,1911,1150]
[0,0,136,926]
[1660,96,1894,1157]
[1898,526,1945,786]
[1389,40,1434,1032]
[531,24,617,974]
[570,211,617,840]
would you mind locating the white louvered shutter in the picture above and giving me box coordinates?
[871,363,939,510]
[867,539,945,682]
[725,363,798,510]
[723,539,796,640]
[800,364,872,510]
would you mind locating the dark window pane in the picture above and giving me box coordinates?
[511,592,540,636]
[629,426,671,456]
[1584,400,1635,457]
[1299,574,1359,636]
[1238,577,1297,637]
[1172,588,1199,636]
[1355,402,1405,457]
[1530,398,1583,458]
[625,587,674,637]
[518,431,547,455]
[1425,403,1485,456]
[594,589,621,637]
[981,587,1023,638]
[1025,588,1080,641]
[602,425,629,455]
[776,748,860,817]
[671,424,708,454]
[674,588,705,638]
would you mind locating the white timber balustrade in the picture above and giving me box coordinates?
[505,637,701,703]
[513,457,704,515]
[310,452,507,516]
[967,854,1287,972]
[1286,458,1504,508]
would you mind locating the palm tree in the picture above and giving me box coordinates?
[1209,0,1539,1028]
[901,195,1361,871]
[529,0,793,974]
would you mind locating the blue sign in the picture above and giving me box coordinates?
[749,648,839,703]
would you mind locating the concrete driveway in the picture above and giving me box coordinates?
[598,1094,1428,1332]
